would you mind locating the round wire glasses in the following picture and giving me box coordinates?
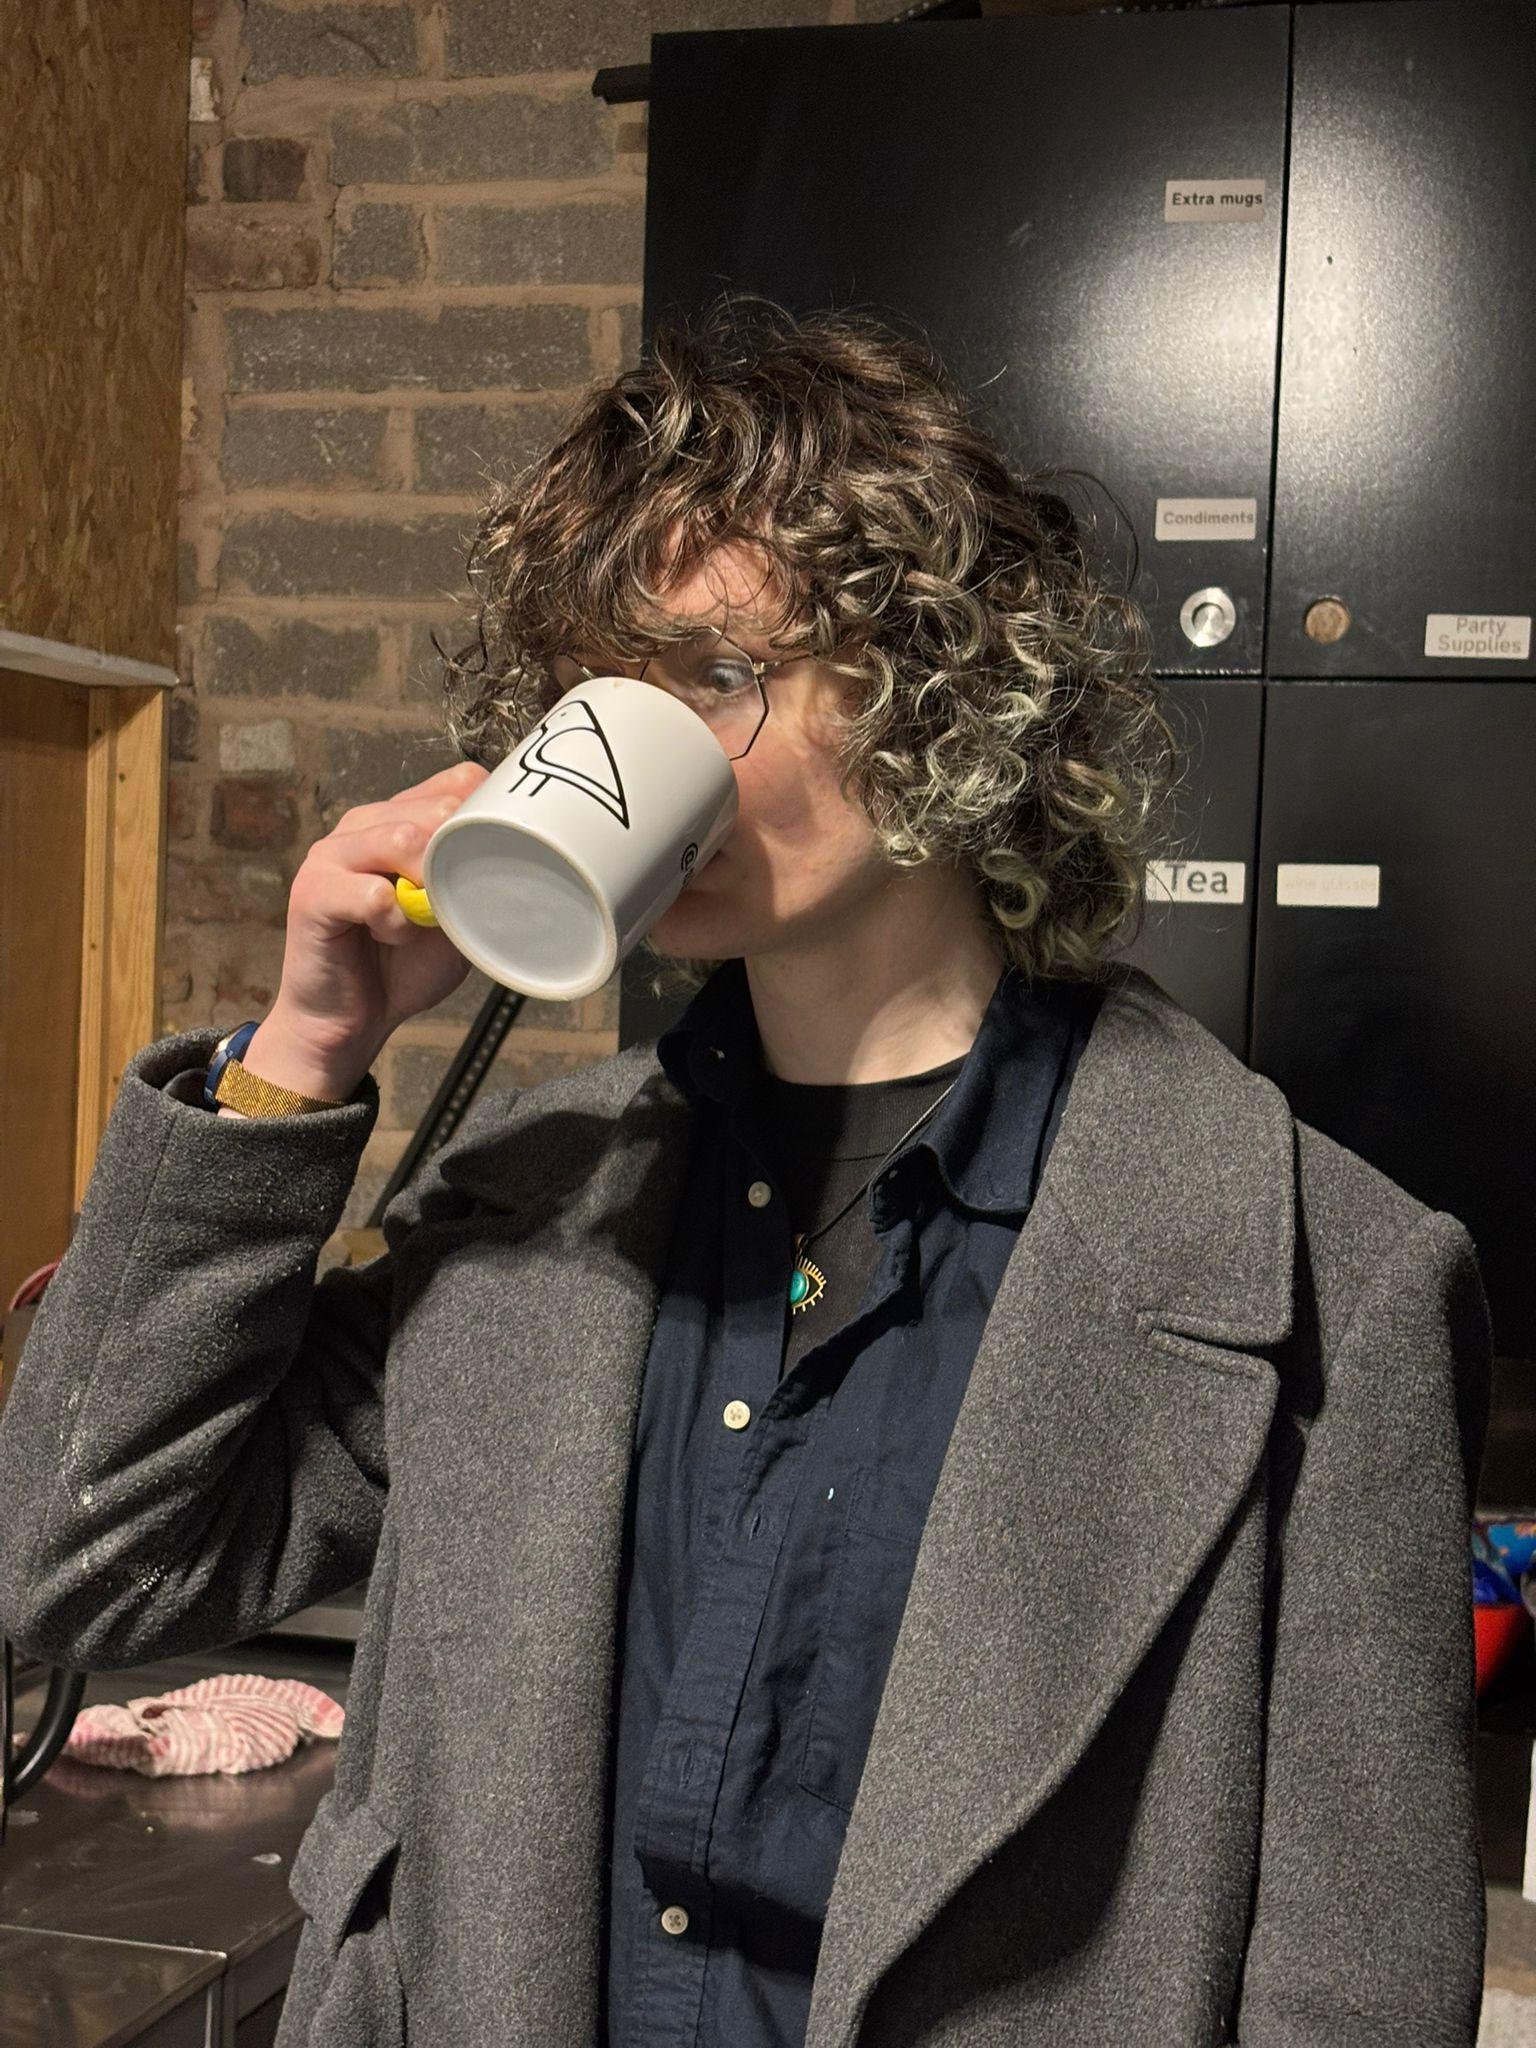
[549,626,783,761]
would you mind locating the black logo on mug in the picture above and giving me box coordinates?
[680,842,698,873]
[509,697,630,829]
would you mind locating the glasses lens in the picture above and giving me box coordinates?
[548,633,769,757]
[642,633,764,753]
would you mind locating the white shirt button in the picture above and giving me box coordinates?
[660,1904,689,1936]
[747,1180,773,1207]
[723,1400,751,1431]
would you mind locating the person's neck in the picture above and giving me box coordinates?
[741,892,1006,1086]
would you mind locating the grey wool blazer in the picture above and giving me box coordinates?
[0,963,1493,2048]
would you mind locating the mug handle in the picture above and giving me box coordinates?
[393,875,439,927]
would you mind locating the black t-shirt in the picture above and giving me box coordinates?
[741,1053,968,1380]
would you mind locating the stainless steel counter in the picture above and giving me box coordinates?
[1,1634,354,2047]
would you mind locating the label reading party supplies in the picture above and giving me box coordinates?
[1424,613,1531,660]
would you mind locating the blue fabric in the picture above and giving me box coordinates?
[604,956,1104,2047]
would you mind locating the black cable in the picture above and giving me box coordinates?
[365,980,528,1229]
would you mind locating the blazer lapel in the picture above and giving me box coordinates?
[803,965,1297,2046]
[414,1055,698,2038]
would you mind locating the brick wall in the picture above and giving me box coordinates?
[172,0,849,1236]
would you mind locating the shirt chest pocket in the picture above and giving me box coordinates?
[797,1464,930,1816]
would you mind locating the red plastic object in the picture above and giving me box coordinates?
[1474,1601,1531,1695]
[7,1258,61,1314]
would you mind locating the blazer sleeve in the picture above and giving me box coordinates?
[1233,1205,1494,2047]
[0,1024,507,1673]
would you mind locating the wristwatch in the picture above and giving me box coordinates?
[202,1019,350,1117]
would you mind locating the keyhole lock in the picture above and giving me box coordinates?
[1304,597,1352,643]
[1179,586,1237,648]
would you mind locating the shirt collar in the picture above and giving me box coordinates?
[655,954,1100,1218]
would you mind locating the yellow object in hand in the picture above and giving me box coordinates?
[394,874,439,927]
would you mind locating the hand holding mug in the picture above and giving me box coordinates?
[239,760,490,1105]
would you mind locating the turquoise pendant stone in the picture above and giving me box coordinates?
[789,1268,810,1306]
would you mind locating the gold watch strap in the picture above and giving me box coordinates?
[213,1056,348,1117]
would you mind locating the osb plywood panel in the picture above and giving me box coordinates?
[0,672,88,1320]
[73,681,169,1203]
[0,2,190,666]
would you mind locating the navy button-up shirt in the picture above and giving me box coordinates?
[604,955,1104,2046]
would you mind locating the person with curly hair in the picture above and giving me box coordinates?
[0,294,1491,2048]
[440,294,1177,1010]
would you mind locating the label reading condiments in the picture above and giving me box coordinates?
[1155,499,1258,542]
[1424,613,1531,660]
[1275,864,1380,909]
[1146,860,1246,904]
[1164,179,1266,222]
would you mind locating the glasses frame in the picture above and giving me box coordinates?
[553,624,789,762]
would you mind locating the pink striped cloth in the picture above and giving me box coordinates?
[60,1673,346,1776]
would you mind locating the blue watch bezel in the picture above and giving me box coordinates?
[202,1019,262,1111]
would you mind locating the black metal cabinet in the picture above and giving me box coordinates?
[1250,680,1536,1358]
[646,7,1291,676]
[624,0,1536,1384]
[1268,0,1536,681]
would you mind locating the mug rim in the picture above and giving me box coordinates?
[423,807,619,1001]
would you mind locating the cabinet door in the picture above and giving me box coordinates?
[1105,681,1262,1062]
[1249,680,1536,1357]
[1268,0,1536,680]
[645,7,1290,674]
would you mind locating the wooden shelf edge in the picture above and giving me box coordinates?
[0,628,176,692]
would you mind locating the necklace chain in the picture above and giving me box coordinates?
[792,1073,961,1252]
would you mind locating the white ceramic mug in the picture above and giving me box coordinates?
[411,674,739,1001]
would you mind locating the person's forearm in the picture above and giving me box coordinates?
[0,1025,388,1669]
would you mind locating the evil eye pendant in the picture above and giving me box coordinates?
[788,1237,826,1314]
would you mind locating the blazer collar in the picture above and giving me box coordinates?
[654,953,1109,1220]
[444,958,1295,1353]
[1039,959,1296,1348]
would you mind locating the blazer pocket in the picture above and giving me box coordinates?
[798,1469,926,1816]
[289,1786,402,1955]
[286,1789,408,2048]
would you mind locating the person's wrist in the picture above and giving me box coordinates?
[232,1009,381,1108]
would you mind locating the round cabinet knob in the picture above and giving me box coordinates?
[1179,586,1237,649]
[1304,596,1352,643]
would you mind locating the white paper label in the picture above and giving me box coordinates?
[1146,859,1246,904]
[1155,498,1258,542]
[1164,179,1266,222]
[1275,864,1380,908]
[1424,613,1531,660]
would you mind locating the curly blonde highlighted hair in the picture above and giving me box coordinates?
[438,291,1185,1003]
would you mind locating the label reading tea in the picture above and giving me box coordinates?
[1146,860,1246,903]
